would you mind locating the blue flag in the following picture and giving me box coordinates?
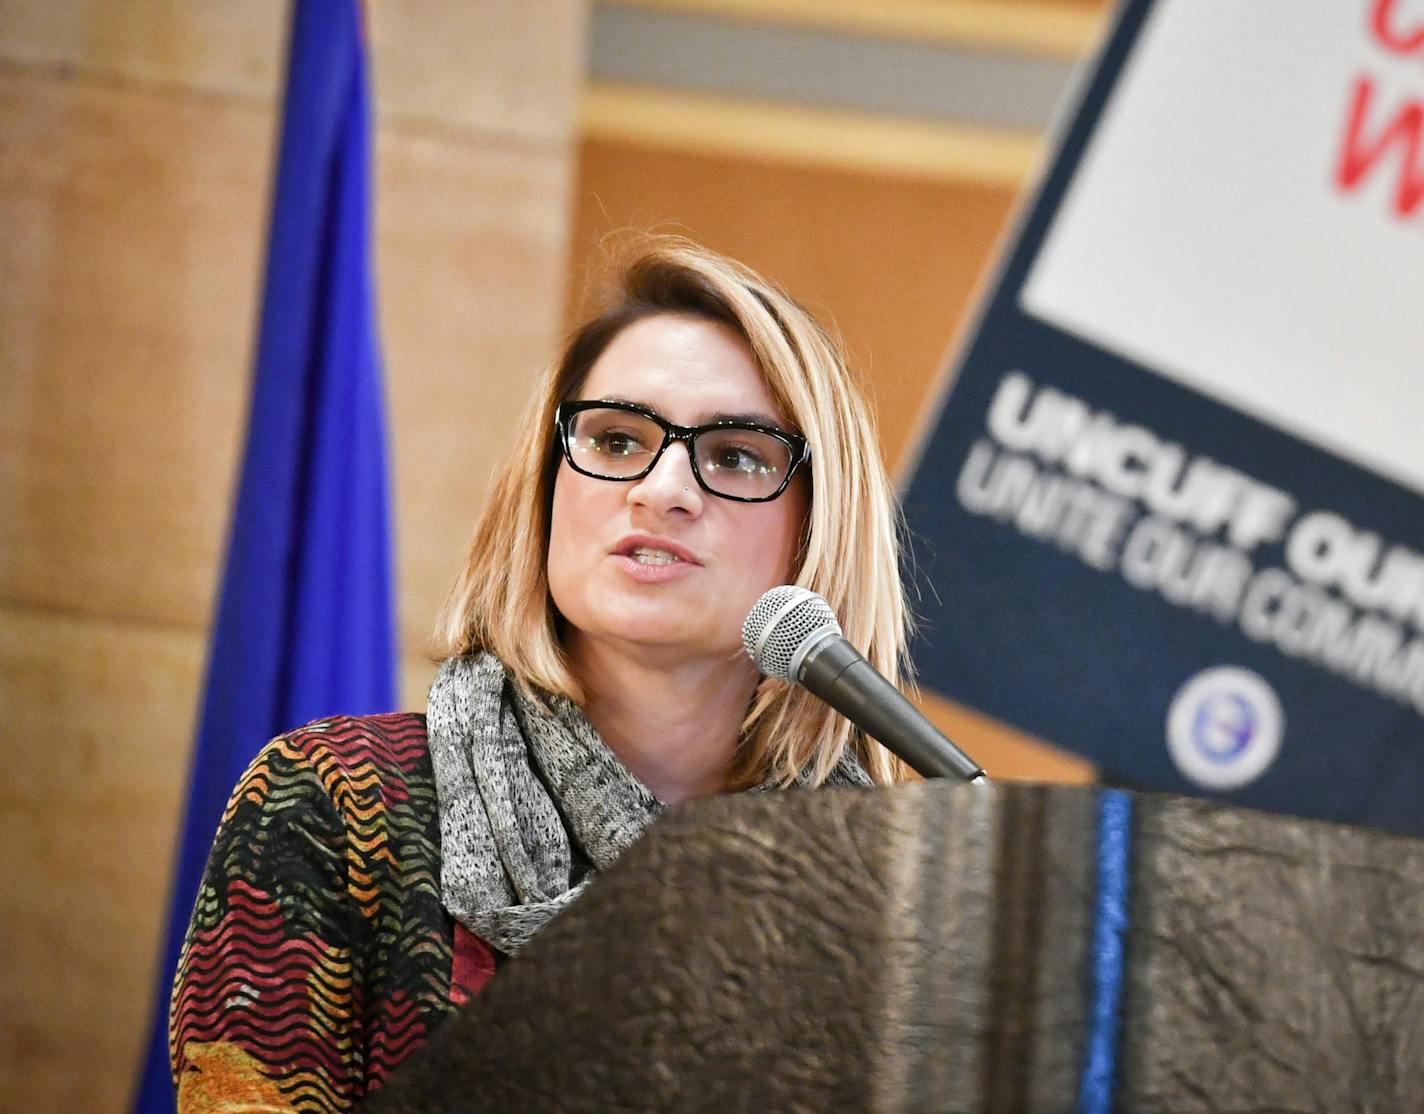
[131,2,396,1107]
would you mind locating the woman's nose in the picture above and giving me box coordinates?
[628,440,703,514]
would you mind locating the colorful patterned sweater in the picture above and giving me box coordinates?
[169,713,498,1112]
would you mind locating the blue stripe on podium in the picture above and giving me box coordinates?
[1077,789,1133,1114]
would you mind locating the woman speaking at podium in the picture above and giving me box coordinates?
[169,239,911,1110]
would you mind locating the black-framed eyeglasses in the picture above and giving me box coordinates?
[554,400,810,503]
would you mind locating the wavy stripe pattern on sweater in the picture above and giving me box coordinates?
[170,713,496,1112]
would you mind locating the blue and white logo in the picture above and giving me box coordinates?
[1166,667,1284,790]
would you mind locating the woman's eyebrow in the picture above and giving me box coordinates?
[706,410,786,431]
[598,396,787,431]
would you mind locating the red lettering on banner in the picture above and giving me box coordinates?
[1336,75,1424,218]
[1370,0,1424,55]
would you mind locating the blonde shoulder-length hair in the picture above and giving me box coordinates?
[435,238,912,788]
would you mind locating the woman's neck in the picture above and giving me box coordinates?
[564,633,758,805]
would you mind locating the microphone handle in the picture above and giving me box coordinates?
[800,637,987,783]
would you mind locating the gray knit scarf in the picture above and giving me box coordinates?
[426,651,871,955]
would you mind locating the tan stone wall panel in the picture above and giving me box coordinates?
[369,0,588,144]
[0,3,587,1106]
[0,0,285,102]
[0,0,590,143]
[379,133,573,654]
[0,606,205,1114]
[401,653,438,715]
[0,71,270,629]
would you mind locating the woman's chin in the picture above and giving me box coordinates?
[618,623,724,654]
[576,614,736,661]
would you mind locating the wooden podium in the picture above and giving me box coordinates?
[362,782,1424,1111]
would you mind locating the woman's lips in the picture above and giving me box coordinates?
[610,541,702,583]
[613,534,699,562]
[612,551,701,583]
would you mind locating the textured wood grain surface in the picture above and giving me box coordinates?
[364,783,1424,1113]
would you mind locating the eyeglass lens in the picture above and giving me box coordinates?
[565,406,794,499]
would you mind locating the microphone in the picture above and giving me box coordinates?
[743,586,988,784]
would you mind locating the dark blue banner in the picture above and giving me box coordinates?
[903,0,1424,837]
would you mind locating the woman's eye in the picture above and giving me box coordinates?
[591,429,648,456]
[711,444,770,474]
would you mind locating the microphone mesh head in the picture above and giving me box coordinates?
[742,586,840,681]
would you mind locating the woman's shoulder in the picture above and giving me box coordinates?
[176,712,463,1107]
[276,710,431,770]
[215,711,449,944]
[256,711,434,809]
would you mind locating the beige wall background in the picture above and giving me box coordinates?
[0,2,587,1109]
[1,1,1104,1109]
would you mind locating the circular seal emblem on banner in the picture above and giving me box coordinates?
[1166,666,1284,790]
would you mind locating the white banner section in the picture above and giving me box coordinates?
[1023,0,1424,493]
